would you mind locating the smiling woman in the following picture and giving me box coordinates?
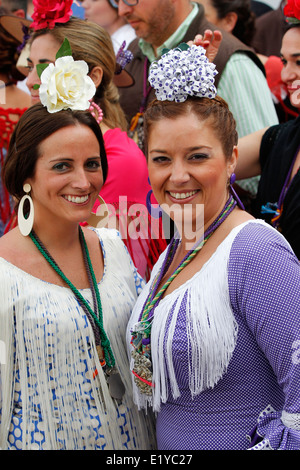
[126,43,300,451]
[145,96,238,243]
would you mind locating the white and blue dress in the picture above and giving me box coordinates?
[0,228,155,450]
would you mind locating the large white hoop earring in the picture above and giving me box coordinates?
[18,183,34,236]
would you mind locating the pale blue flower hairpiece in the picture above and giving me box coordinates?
[148,43,218,103]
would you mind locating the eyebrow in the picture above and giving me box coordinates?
[280,52,300,59]
[149,145,212,154]
[27,57,54,64]
[49,156,101,163]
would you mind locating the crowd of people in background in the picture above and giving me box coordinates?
[0,0,299,451]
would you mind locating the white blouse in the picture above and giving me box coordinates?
[0,228,155,450]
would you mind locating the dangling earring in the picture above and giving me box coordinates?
[146,189,163,219]
[89,100,104,124]
[86,195,109,228]
[18,183,34,236]
[229,173,245,210]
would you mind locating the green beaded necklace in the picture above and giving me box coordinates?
[29,227,115,369]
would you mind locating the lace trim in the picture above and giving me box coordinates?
[281,411,300,431]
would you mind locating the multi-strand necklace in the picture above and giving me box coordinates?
[130,196,237,395]
[29,226,125,401]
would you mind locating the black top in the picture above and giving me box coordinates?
[253,116,300,258]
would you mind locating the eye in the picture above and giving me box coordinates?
[25,64,34,73]
[52,162,70,171]
[151,156,170,163]
[281,57,287,67]
[189,153,209,161]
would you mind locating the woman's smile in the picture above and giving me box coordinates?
[62,194,91,204]
[166,189,200,202]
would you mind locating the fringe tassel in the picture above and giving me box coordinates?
[0,229,156,450]
[128,223,255,413]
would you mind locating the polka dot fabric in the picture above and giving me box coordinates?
[7,329,131,450]
[155,222,300,450]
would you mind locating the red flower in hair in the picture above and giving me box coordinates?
[284,0,300,21]
[31,0,73,30]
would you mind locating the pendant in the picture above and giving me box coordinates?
[96,344,125,401]
[131,350,154,396]
[106,367,126,401]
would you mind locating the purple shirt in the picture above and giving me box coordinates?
[154,223,300,450]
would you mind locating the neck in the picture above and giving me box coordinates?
[175,193,232,251]
[107,16,127,35]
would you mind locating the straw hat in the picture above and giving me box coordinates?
[0,14,31,42]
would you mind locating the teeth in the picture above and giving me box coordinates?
[63,195,89,204]
[169,190,198,200]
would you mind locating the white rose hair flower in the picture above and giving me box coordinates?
[34,38,96,113]
[149,43,218,103]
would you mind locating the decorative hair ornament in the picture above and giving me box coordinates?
[284,0,300,23]
[17,24,31,53]
[148,43,218,103]
[34,38,96,114]
[31,0,73,31]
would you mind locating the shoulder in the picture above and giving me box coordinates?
[262,117,300,147]
[88,227,127,255]
[0,228,31,264]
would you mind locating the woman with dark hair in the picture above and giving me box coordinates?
[237,20,300,258]
[196,0,256,46]
[0,99,155,449]
[19,6,167,280]
[0,11,31,236]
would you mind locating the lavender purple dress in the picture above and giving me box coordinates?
[127,220,300,450]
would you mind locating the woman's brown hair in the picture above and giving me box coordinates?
[2,103,108,206]
[29,17,128,131]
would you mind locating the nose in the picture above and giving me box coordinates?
[169,160,190,185]
[118,1,133,17]
[71,168,92,191]
[26,67,40,94]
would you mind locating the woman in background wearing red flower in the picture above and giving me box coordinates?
[30,0,73,30]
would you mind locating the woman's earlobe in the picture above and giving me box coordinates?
[228,146,238,177]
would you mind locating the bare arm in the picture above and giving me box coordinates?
[236,128,269,179]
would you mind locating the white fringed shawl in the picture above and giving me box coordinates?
[127,223,254,412]
[0,228,155,450]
